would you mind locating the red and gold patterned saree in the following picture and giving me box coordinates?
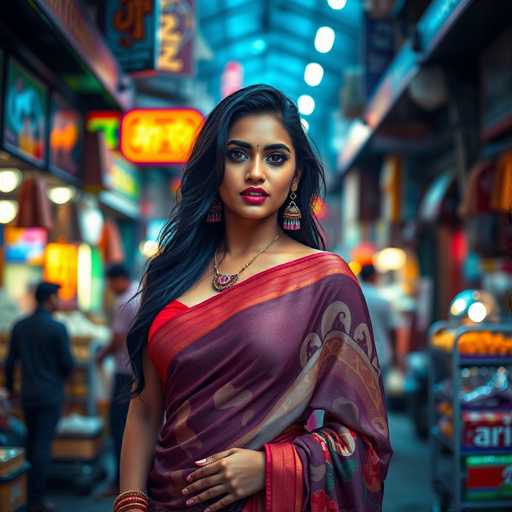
[147,253,392,511]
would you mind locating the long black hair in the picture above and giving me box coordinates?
[128,84,326,395]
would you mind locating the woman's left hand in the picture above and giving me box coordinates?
[182,448,265,512]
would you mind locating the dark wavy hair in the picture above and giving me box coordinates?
[128,84,326,395]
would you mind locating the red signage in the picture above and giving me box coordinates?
[120,108,203,164]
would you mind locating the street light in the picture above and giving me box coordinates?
[298,95,315,115]
[315,26,335,53]
[304,63,324,87]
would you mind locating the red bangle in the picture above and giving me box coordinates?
[117,503,148,512]
[116,501,148,512]
[115,498,149,508]
[114,490,149,501]
[113,490,149,512]
[115,497,149,507]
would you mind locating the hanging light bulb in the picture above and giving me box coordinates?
[48,186,76,205]
[328,0,348,9]
[300,118,310,132]
[298,95,315,115]
[0,200,18,224]
[0,169,22,193]
[315,26,335,53]
[304,63,324,87]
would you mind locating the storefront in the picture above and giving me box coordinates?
[0,1,136,497]
[333,1,512,509]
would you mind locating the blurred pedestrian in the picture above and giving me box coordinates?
[359,263,401,382]
[96,263,139,496]
[5,281,74,512]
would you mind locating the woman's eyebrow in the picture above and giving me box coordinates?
[227,139,251,149]
[227,140,291,153]
[264,143,291,153]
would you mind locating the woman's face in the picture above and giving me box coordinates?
[218,113,299,222]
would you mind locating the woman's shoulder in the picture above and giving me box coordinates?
[284,244,353,274]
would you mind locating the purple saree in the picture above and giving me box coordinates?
[147,253,392,511]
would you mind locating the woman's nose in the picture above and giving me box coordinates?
[246,155,265,181]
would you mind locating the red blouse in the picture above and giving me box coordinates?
[148,300,189,343]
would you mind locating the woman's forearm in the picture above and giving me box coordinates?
[120,399,162,491]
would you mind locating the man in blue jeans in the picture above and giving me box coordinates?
[5,282,75,512]
[96,264,139,496]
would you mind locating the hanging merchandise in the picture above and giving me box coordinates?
[491,151,512,213]
[14,176,53,230]
[381,155,402,223]
[98,219,125,264]
[459,161,496,217]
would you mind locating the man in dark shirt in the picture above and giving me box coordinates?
[5,282,74,512]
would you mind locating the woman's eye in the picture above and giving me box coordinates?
[227,149,248,162]
[267,153,287,165]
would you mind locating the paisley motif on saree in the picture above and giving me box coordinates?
[147,253,392,511]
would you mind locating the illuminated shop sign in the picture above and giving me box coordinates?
[86,111,121,149]
[4,227,47,265]
[50,94,83,178]
[3,58,47,167]
[120,108,203,164]
[106,0,158,73]
[157,0,195,75]
[108,153,141,201]
[44,243,79,305]
[105,0,195,76]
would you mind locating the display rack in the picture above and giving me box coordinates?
[429,321,512,511]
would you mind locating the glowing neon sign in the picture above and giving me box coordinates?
[120,108,203,164]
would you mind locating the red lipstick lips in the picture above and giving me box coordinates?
[240,187,269,206]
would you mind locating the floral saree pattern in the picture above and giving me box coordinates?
[147,253,392,511]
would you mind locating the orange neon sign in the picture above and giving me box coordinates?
[120,108,203,164]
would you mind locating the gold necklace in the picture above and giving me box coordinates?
[212,234,280,292]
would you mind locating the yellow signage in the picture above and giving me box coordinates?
[44,243,79,304]
[120,108,203,164]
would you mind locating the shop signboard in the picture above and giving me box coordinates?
[466,455,512,501]
[157,0,195,76]
[105,0,159,73]
[120,108,203,164]
[105,0,195,76]
[4,227,47,265]
[50,93,83,179]
[44,243,78,306]
[77,244,104,312]
[3,58,47,167]
[86,111,121,150]
[363,14,396,100]
[107,153,141,202]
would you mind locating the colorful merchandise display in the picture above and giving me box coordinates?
[430,321,512,510]
[432,329,512,356]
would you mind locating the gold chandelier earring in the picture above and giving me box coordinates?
[206,198,223,223]
[283,185,302,231]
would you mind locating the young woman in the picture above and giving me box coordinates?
[115,85,392,512]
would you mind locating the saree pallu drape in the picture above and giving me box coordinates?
[147,253,392,511]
